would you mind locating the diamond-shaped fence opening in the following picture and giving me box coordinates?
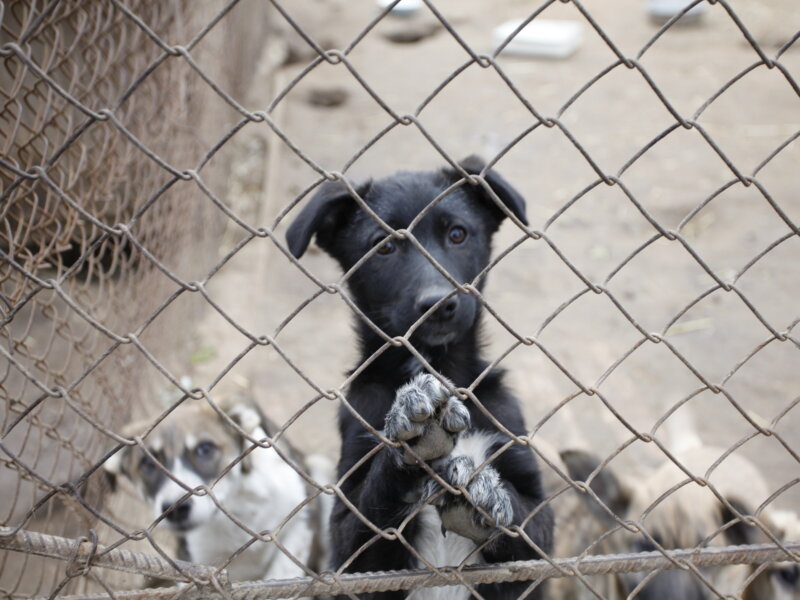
[1,1,799,600]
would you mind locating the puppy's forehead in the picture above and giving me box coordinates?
[174,404,237,444]
[142,403,237,451]
[132,421,178,458]
[366,171,467,225]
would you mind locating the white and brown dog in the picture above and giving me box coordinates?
[104,397,333,583]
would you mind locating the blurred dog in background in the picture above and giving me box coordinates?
[104,395,333,583]
[549,414,800,599]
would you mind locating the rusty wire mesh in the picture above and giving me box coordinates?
[1,0,799,599]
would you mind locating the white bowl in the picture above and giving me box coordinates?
[493,19,583,59]
[376,0,423,17]
[647,0,707,21]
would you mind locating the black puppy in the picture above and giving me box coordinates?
[286,157,553,600]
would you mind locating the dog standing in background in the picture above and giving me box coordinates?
[105,397,333,583]
[286,157,554,600]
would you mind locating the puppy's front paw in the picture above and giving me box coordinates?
[428,456,513,544]
[384,373,470,465]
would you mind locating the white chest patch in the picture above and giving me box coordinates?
[413,506,481,600]
[450,431,500,466]
[411,431,500,600]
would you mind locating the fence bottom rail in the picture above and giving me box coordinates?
[3,526,799,600]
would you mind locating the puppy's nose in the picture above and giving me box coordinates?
[416,294,458,321]
[162,499,192,525]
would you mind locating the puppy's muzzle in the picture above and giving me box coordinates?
[415,293,458,322]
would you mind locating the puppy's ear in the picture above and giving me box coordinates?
[720,498,768,546]
[228,402,263,436]
[102,448,127,494]
[455,155,528,227]
[285,179,373,258]
[227,401,270,474]
[561,449,631,523]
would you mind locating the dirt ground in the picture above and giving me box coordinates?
[190,0,800,525]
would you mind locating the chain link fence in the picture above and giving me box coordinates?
[1,1,799,599]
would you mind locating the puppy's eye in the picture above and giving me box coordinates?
[371,235,396,256]
[139,454,157,472]
[777,564,799,586]
[194,441,217,460]
[448,226,467,244]
[376,241,396,255]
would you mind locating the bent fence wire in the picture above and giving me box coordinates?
[1,1,799,599]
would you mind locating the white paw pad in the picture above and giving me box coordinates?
[384,373,471,464]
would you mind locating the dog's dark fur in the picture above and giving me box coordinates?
[286,157,554,600]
